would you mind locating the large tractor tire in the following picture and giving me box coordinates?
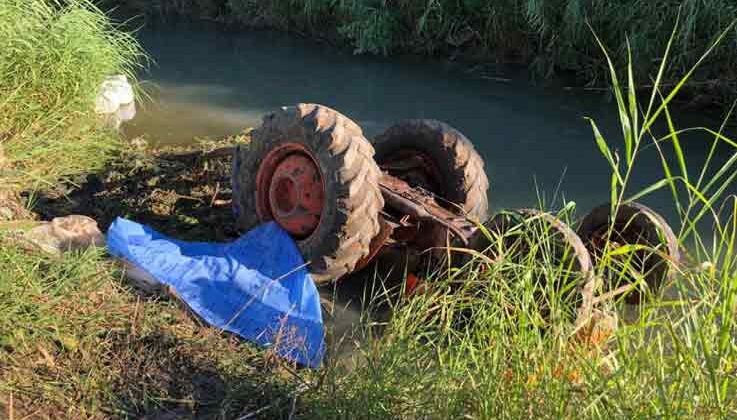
[468,209,594,304]
[372,119,489,222]
[232,104,384,284]
[577,202,680,303]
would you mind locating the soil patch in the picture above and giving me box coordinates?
[32,138,244,242]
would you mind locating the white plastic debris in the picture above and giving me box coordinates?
[95,74,136,129]
[116,101,136,122]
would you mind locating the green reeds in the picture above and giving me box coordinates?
[125,0,737,103]
[1,3,737,417]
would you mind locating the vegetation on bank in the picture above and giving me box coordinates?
[0,0,143,192]
[109,0,737,106]
[312,29,737,418]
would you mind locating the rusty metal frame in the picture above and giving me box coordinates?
[352,172,478,270]
[379,174,476,244]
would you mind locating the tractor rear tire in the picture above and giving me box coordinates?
[373,119,489,222]
[232,104,384,284]
[467,209,593,284]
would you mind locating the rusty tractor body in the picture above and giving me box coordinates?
[232,103,680,312]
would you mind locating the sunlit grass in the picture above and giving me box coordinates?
[1,4,736,418]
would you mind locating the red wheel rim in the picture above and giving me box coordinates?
[255,143,324,238]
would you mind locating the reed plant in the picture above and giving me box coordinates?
[1,5,736,417]
[120,0,737,104]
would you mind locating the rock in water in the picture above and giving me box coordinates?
[24,215,105,255]
[95,75,136,130]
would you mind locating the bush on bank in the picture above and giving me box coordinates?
[1,1,736,418]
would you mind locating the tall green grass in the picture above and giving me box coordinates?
[1,3,737,417]
[0,0,144,191]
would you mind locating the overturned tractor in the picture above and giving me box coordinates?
[231,103,680,312]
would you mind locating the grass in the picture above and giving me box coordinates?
[2,7,737,419]
[0,245,303,418]
[0,0,144,192]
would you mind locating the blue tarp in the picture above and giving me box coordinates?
[106,217,325,368]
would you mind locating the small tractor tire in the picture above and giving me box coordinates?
[373,119,489,222]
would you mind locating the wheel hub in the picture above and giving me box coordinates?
[256,145,324,238]
[380,150,443,199]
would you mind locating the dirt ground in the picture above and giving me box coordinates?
[32,138,242,243]
[2,136,307,418]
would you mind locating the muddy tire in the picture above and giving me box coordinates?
[232,104,384,284]
[577,202,680,303]
[373,119,489,221]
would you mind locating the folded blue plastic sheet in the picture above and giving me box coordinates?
[106,217,325,368]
